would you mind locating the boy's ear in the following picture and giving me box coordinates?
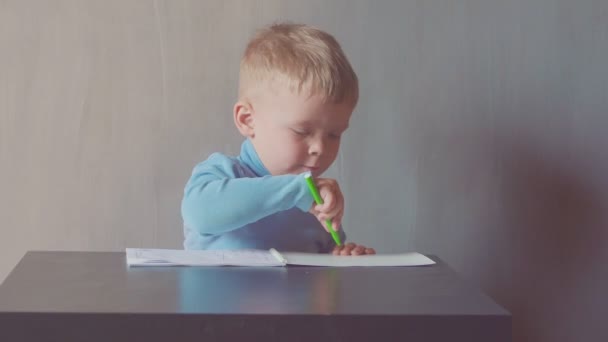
[233,100,255,138]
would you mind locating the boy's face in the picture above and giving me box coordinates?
[241,85,353,177]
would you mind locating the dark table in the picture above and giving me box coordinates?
[0,251,510,341]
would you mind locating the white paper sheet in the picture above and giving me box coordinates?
[126,248,435,267]
[281,252,435,267]
[126,248,284,267]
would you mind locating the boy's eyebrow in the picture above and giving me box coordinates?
[291,121,349,131]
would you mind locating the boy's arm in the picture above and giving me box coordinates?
[181,163,313,235]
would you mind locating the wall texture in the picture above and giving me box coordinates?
[1,1,607,341]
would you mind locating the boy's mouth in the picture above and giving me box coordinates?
[302,165,320,172]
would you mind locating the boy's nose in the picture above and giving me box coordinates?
[308,139,324,156]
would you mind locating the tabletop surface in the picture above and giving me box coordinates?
[0,251,509,317]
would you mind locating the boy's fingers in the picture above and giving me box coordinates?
[340,243,356,255]
[352,246,365,255]
[334,210,344,230]
[332,243,375,256]
[315,212,341,231]
[332,219,341,231]
[340,248,352,256]
[320,203,342,220]
[320,188,336,208]
[315,201,334,214]
[318,210,337,222]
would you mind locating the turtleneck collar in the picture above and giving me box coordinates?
[238,139,271,177]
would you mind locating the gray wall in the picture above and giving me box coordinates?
[1,1,607,341]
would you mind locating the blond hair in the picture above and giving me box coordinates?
[239,23,359,106]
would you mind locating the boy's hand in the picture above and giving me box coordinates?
[332,243,376,256]
[308,178,344,232]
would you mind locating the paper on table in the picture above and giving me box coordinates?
[126,248,435,267]
[281,252,435,267]
[126,248,285,267]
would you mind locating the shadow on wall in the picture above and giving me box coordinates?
[418,103,607,342]
[494,137,605,342]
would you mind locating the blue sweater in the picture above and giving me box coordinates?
[181,139,346,253]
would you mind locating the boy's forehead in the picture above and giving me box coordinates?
[251,79,354,122]
[283,103,352,128]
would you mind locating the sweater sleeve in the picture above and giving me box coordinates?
[181,156,313,235]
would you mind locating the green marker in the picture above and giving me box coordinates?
[304,172,342,246]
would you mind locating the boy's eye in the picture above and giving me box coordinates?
[329,133,342,139]
[292,129,309,136]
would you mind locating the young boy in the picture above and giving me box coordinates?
[181,23,375,256]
